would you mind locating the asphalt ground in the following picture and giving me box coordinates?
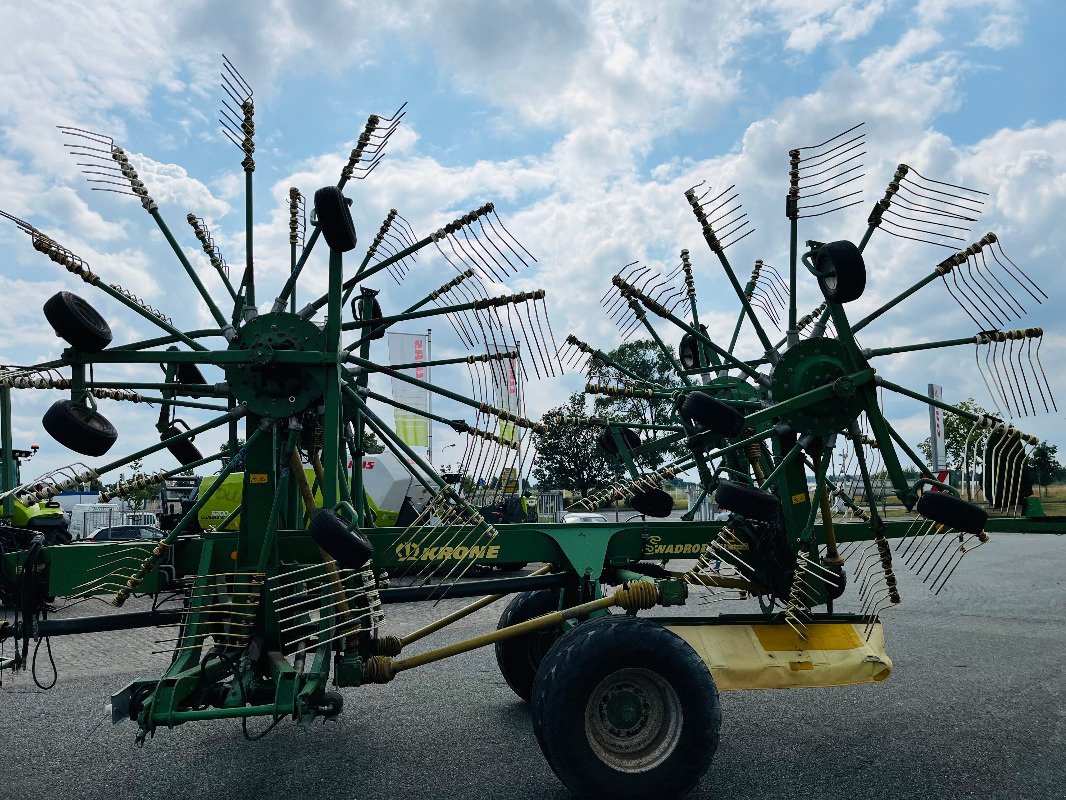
[1,532,1063,800]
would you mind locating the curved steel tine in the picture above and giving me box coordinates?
[1032,334,1057,413]
[978,248,1024,319]
[975,341,1004,418]
[964,254,1006,327]
[987,340,1014,416]
[992,240,1047,302]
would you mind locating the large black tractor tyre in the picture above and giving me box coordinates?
[42,400,118,457]
[43,291,113,353]
[531,615,721,800]
[314,186,358,252]
[308,509,374,569]
[715,479,781,523]
[681,391,745,437]
[916,491,988,535]
[815,240,865,304]
[598,426,641,458]
[495,589,564,702]
[630,488,674,518]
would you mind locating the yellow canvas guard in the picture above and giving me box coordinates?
[667,620,892,691]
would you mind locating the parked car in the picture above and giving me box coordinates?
[84,525,165,542]
[561,513,608,523]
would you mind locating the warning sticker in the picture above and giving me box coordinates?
[249,473,269,484]
[791,492,807,504]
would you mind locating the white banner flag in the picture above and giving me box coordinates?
[928,383,944,470]
[488,343,521,442]
[388,332,430,446]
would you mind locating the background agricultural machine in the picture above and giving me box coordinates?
[0,61,1061,800]
[0,437,69,546]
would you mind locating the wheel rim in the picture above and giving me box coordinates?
[823,267,838,292]
[71,294,105,327]
[584,667,684,773]
[70,403,111,433]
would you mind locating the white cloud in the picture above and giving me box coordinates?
[126,152,230,219]
[770,1,891,53]
[39,186,127,242]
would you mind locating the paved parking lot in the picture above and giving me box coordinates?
[2,532,1063,800]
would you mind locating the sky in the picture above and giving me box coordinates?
[0,0,1063,485]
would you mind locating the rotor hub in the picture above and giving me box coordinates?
[770,338,862,435]
[226,312,326,416]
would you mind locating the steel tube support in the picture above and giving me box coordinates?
[0,388,12,519]
[322,250,344,511]
[853,270,941,333]
[398,565,554,648]
[149,210,230,331]
[369,583,660,679]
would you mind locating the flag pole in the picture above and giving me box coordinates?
[426,328,433,466]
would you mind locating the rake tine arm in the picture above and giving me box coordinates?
[613,275,769,385]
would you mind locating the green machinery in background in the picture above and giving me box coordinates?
[0,64,1060,800]
[0,429,68,541]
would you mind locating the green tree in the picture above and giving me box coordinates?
[362,430,385,455]
[916,398,990,470]
[1028,442,1064,493]
[219,437,246,460]
[587,339,685,466]
[532,392,624,498]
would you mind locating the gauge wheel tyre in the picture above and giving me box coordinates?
[598,427,641,458]
[161,430,204,467]
[681,391,744,437]
[715,479,781,523]
[915,491,988,535]
[319,690,344,718]
[495,589,564,702]
[42,400,118,456]
[176,363,206,386]
[43,291,113,353]
[678,324,709,370]
[314,186,358,252]
[40,528,72,546]
[815,240,865,303]
[531,616,721,800]
[308,508,374,569]
[630,488,674,518]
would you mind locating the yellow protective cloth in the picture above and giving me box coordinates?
[667,621,892,691]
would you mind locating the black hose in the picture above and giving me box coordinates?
[17,534,45,664]
[31,635,57,690]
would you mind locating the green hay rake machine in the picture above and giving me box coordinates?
[1,62,1061,800]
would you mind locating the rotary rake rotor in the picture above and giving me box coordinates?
[569,121,1057,633]
[0,56,560,737]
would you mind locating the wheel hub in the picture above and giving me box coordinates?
[584,667,684,773]
[602,685,647,734]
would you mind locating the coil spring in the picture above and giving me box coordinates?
[110,283,172,325]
